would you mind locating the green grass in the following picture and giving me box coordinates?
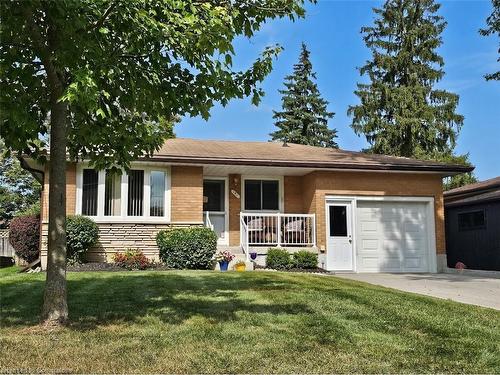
[0,268,499,373]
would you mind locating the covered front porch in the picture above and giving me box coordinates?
[239,212,316,259]
[200,167,317,262]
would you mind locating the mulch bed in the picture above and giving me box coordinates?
[67,262,327,273]
[253,264,328,273]
[66,262,171,272]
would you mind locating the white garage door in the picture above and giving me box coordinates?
[356,201,430,272]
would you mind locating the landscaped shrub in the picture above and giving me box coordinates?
[266,248,292,270]
[66,215,99,263]
[292,250,318,269]
[156,227,217,269]
[113,249,153,270]
[9,215,40,262]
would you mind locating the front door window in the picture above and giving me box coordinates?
[203,179,227,243]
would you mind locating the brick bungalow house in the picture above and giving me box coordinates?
[23,138,472,272]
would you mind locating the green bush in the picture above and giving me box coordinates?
[66,215,99,263]
[266,248,292,270]
[292,250,318,269]
[156,227,217,269]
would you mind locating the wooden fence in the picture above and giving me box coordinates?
[0,229,15,257]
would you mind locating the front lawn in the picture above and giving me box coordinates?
[0,269,499,373]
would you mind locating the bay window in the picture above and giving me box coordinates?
[77,166,169,221]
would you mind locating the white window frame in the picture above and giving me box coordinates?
[240,176,284,213]
[76,163,171,223]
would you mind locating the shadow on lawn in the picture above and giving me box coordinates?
[0,272,312,329]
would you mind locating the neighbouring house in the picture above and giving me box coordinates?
[22,138,472,272]
[444,177,500,271]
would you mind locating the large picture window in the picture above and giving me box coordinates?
[127,170,144,216]
[82,169,98,216]
[78,166,169,220]
[104,170,121,216]
[244,179,279,211]
[150,171,165,217]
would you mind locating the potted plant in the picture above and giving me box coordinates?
[214,250,235,271]
[234,260,246,272]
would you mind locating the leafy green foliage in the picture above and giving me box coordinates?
[113,249,153,270]
[1,0,307,170]
[156,227,217,269]
[348,0,464,160]
[8,215,40,262]
[440,154,478,191]
[480,0,499,81]
[66,216,99,263]
[0,141,41,227]
[292,250,318,269]
[271,43,338,148]
[266,248,292,270]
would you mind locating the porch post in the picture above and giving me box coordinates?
[276,213,281,247]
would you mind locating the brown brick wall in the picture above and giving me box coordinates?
[170,166,203,223]
[284,176,304,213]
[41,162,76,221]
[309,171,445,253]
[228,174,241,246]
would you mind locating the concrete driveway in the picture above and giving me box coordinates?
[334,273,500,310]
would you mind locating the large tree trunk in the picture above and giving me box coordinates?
[23,3,69,324]
[41,81,68,324]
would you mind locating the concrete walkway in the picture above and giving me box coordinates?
[334,273,500,310]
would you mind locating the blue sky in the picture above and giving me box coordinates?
[177,0,499,181]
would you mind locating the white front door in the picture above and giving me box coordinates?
[203,178,228,245]
[326,201,354,271]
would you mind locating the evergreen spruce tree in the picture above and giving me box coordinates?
[348,0,464,160]
[271,43,338,148]
[480,0,499,81]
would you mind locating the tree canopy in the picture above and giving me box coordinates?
[0,141,41,227]
[270,43,337,148]
[1,0,306,169]
[348,0,464,160]
[0,0,307,323]
[480,0,500,81]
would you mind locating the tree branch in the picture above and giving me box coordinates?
[85,0,119,32]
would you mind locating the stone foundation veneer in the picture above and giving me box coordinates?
[40,222,201,269]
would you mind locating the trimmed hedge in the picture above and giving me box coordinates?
[66,215,99,262]
[292,250,318,269]
[266,248,292,270]
[9,215,40,262]
[156,227,217,269]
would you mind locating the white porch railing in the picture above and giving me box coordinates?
[204,211,214,231]
[240,213,316,259]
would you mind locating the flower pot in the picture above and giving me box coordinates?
[219,260,229,271]
[235,263,246,272]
